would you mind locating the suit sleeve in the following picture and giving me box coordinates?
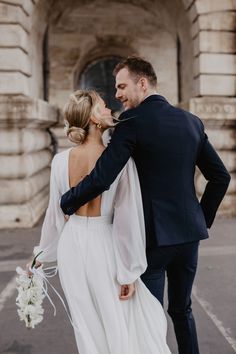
[60,113,137,215]
[196,122,231,228]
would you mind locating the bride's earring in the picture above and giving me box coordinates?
[97,123,102,129]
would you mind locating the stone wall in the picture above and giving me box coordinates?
[0,95,58,228]
[0,1,32,96]
[0,0,59,228]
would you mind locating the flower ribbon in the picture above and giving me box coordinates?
[30,266,80,333]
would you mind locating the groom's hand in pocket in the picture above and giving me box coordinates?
[119,283,135,300]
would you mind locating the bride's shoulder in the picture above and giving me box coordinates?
[51,148,72,167]
[53,148,72,160]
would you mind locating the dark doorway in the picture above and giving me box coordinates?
[77,57,123,112]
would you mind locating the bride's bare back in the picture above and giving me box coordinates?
[68,145,105,216]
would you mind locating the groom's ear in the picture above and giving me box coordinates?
[139,77,148,91]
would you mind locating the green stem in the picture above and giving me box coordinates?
[31,251,43,269]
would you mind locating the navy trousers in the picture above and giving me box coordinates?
[141,241,200,354]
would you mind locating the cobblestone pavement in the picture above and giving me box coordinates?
[0,217,235,354]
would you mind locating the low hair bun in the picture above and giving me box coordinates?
[67,126,87,144]
[64,90,102,145]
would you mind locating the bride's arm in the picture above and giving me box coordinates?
[33,155,66,263]
[112,158,147,288]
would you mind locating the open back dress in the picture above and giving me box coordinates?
[34,148,171,354]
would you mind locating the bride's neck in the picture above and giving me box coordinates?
[85,125,104,146]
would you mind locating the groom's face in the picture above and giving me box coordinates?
[115,68,144,110]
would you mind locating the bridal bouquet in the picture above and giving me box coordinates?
[16,252,74,331]
[16,252,45,329]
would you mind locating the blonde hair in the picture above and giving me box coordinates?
[63,90,101,144]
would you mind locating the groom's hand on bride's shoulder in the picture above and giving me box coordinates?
[119,283,135,300]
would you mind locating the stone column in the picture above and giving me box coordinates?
[187,0,236,97]
[180,97,236,216]
[0,1,33,96]
[0,95,58,228]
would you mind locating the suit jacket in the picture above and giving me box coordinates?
[61,95,231,248]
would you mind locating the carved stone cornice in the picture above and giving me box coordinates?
[178,97,236,127]
[0,95,59,128]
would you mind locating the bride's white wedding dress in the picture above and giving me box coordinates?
[34,148,171,354]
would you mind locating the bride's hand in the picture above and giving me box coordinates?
[26,260,42,277]
[119,283,135,300]
[64,214,70,222]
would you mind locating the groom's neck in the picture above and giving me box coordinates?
[142,90,158,102]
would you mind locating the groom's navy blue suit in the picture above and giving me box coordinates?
[61,95,230,354]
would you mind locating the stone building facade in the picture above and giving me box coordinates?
[0,0,235,228]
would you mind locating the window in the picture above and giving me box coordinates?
[78,57,123,113]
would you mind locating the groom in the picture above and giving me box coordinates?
[60,56,230,353]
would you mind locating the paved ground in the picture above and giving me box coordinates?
[0,216,235,354]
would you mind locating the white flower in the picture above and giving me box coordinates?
[64,120,70,135]
[15,266,45,329]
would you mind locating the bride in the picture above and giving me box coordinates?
[30,89,171,354]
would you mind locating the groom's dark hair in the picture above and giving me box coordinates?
[113,56,157,88]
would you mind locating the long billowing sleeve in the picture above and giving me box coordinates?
[34,156,66,263]
[112,158,147,285]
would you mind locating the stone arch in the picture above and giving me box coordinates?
[72,39,134,90]
[45,0,195,108]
